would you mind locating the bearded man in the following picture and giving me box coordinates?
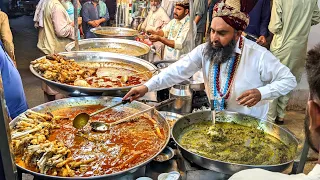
[229,43,320,180]
[123,0,296,119]
[140,0,170,32]
[148,0,196,60]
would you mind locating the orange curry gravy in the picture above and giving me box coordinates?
[17,105,167,177]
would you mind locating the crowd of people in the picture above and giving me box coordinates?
[132,0,320,125]
[0,0,320,178]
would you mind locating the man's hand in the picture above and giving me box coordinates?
[123,85,148,102]
[93,20,101,26]
[236,89,261,107]
[88,20,99,27]
[149,35,160,42]
[256,36,267,46]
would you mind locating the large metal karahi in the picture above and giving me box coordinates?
[172,111,299,175]
[65,38,151,60]
[90,27,139,40]
[29,51,157,96]
[9,96,170,179]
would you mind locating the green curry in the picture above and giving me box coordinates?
[178,122,293,165]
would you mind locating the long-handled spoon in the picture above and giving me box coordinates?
[73,99,131,129]
[90,98,176,132]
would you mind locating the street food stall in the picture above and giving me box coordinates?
[0,0,312,180]
[0,49,303,180]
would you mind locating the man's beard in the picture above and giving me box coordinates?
[204,38,236,64]
[304,111,320,153]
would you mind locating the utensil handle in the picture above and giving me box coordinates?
[210,100,216,125]
[90,100,130,116]
[154,98,176,109]
[110,106,155,126]
[108,98,175,126]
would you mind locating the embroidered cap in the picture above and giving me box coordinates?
[175,0,189,9]
[212,0,250,31]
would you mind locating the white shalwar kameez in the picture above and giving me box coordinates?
[161,15,196,60]
[144,36,297,119]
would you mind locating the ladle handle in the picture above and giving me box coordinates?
[109,106,155,126]
[108,98,176,126]
[90,99,131,117]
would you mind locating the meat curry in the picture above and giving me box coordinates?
[31,54,152,88]
[11,106,167,177]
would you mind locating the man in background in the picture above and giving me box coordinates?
[37,0,81,101]
[81,0,109,38]
[268,0,320,124]
[140,0,170,60]
[242,0,271,47]
[193,0,208,46]
[148,0,196,60]
[207,0,219,34]
[140,0,170,32]
[37,0,80,54]
[229,43,320,180]
[0,10,15,65]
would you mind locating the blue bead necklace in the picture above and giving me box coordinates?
[210,37,244,111]
[212,56,236,110]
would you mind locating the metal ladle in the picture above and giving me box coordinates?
[90,98,176,132]
[73,99,131,129]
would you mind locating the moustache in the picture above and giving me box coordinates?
[211,41,223,49]
[203,38,236,65]
[174,13,178,16]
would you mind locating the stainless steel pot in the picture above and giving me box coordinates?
[153,60,205,91]
[65,38,151,61]
[10,96,170,179]
[168,81,193,115]
[172,111,299,175]
[90,27,139,40]
[131,17,145,30]
[29,52,157,96]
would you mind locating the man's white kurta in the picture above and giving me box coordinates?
[161,15,197,60]
[140,7,170,32]
[145,37,297,119]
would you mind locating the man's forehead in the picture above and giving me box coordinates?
[210,27,231,33]
[211,17,234,31]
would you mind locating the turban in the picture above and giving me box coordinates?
[213,0,250,31]
[175,0,189,9]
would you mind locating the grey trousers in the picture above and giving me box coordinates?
[195,32,205,47]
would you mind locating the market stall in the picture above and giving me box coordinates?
[0,0,313,180]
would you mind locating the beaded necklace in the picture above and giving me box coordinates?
[167,16,190,52]
[209,37,244,111]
